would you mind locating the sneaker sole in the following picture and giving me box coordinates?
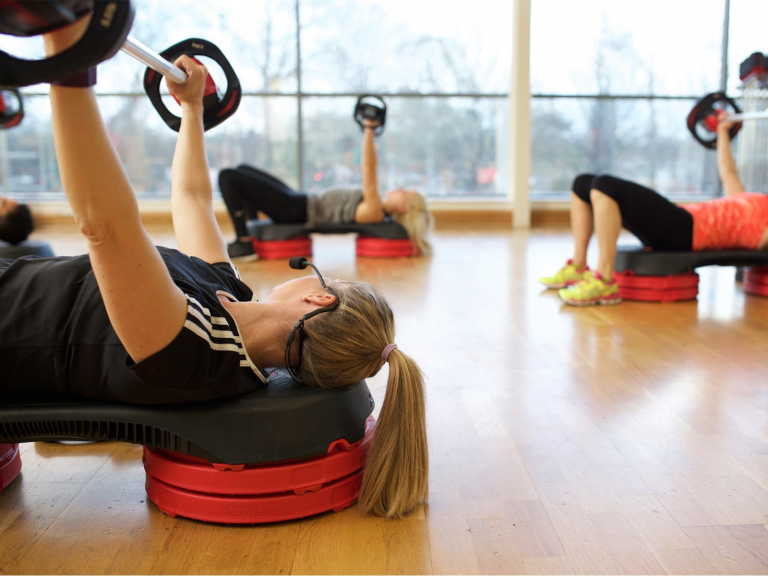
[560,295,622,306]
[540,279,583,290]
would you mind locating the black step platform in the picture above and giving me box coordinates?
[246,219,418,259]
[0,372,376,523]
[614,246,768,276]
[247,219,410,241]
[0,371,374,465]
[614,246,768,301]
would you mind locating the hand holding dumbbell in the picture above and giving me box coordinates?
[354,95,386,136]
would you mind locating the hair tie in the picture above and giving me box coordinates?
[381,343,398,362]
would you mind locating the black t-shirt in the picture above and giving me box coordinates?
[0,247,267,404]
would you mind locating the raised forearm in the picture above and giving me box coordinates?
[716,129,744,197]
[163,57,227,262]
[361,127,381,204]
[172,102,211,203]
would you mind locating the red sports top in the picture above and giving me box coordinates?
[681,192,768,251]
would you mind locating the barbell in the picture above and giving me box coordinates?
[687,91,768,149]
[0,0,240,131]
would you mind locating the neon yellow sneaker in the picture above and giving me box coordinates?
[558,271,622,306]
[539,259,589,289]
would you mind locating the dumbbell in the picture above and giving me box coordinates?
[354,95,386,136]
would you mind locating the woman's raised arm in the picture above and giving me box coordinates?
[716,112,745,197]
[167,56,230,264]
[355,122,385,224]
[45,20,187,363]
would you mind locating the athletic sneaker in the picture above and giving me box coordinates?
[227,240,258,262]
[557,271,622,306]
[539,259,589,289]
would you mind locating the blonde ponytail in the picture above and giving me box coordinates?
[300,282,429,518]
[392,192,434,256]
[357,347,428,517]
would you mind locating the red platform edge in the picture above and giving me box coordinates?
[614,270,700,302]
[143,417,374,495]
[0,443,22,491]
[253,236,312,260]
[743,266,768,297]
[145,469,363,524]
[356,237,419,258]
[143,416,375,524]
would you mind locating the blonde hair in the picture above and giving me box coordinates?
[392,192,434,256]
[299,282,428,518]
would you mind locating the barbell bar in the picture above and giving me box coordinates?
[720,109,768,122]
[121,36,187,85]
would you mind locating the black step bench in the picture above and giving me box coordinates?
[0,371,375,524]
[246,219,418,259]
[613,246,768,301]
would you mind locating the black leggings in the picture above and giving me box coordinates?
[218,165,308,239]
[572,173,694,251]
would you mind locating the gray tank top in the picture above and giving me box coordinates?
[307,188,364,227]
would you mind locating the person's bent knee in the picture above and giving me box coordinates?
[589,175,623,200]
[572,173,595,191]
[572,174,596,203]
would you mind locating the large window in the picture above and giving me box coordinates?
[530,0,760,200]
[0,0,511,202]
[0,0,760,203]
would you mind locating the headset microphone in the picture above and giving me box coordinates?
[288,257,308,270]
[283,256,339,382]
[287,258,329,291]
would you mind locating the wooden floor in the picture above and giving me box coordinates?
[2,222,768,574]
